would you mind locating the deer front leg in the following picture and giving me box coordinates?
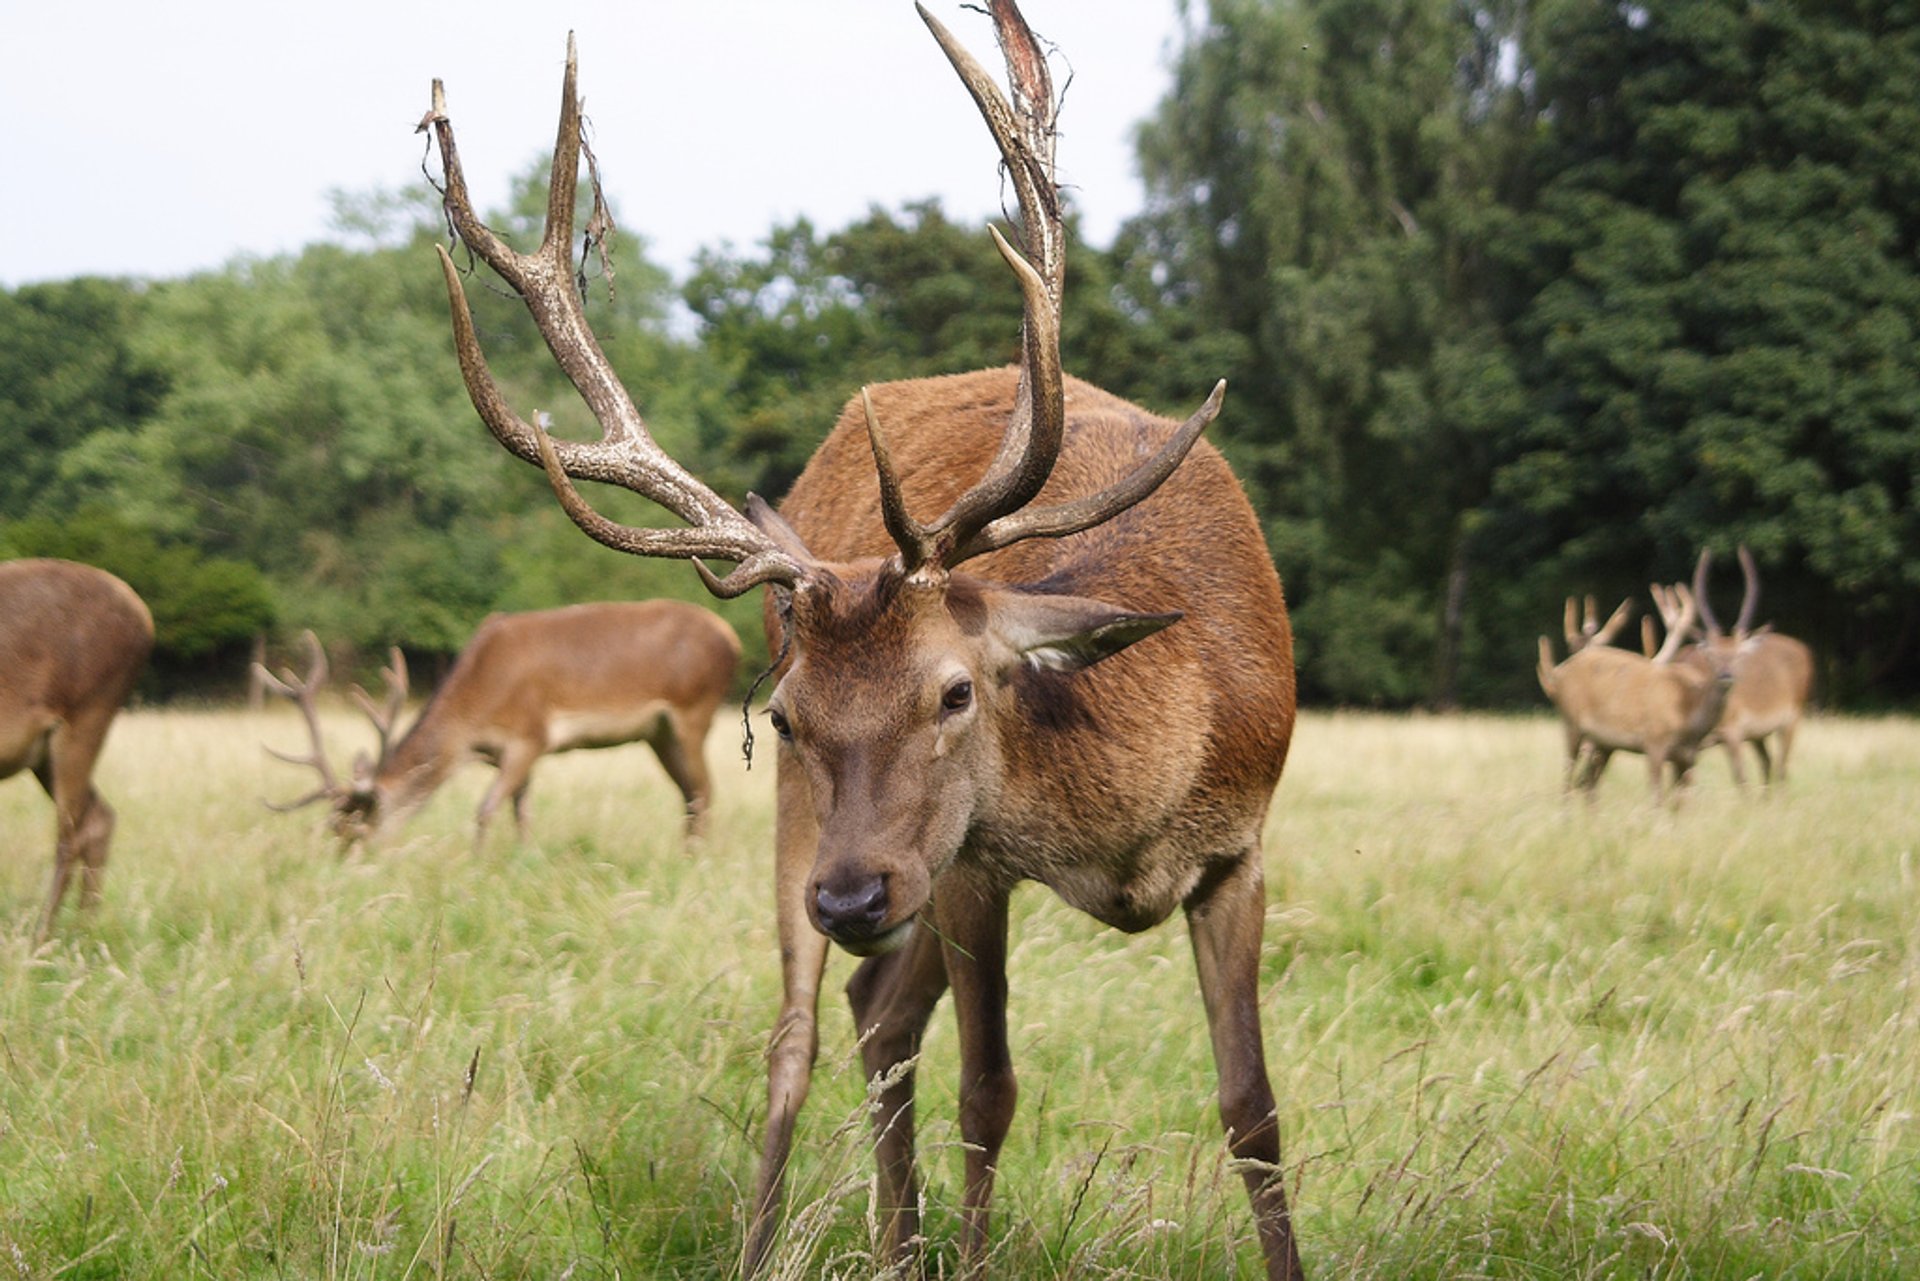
[1186,852,1305,1281]
[934,872,1016,1273]
[476,740,541,847]
[744,763,831,1277]
[845,919,949,1264]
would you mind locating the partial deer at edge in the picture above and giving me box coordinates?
[1687,547,1814,787]
[0,559,153,941]
[1538,583,1736,803]
[421,4,1305,1277]
[259,601,740,846]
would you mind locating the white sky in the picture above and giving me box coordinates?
[1,0,1192,289]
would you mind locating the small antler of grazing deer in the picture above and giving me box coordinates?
[347,647,409,775]
[1646,582,1701,663]
[1563,594,1633,653]
[255,630,341,811]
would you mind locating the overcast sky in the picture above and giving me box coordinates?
[1,0,1193,290]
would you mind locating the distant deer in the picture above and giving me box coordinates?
[1687,547,1814,786]
[1538,583,1736,802]
[259,601,740,845]
[0,559,153,941]
[422,5,1304,1278]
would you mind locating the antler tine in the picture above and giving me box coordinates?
[256,630,341,800]
[1734,544,1761,637]
[1589,597,1633,648]
[348,645,411,767]
[1651,584,1697,663]
[1691,549,1725,639]
[957,381,1227,560]
[425,36,806,593]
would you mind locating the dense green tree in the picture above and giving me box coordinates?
[0,508,274,683]
[1127,0,1533,704]
[0,278,169,522]
[1491,0,1920,700]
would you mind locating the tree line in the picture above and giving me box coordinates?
[2,0,1914,707]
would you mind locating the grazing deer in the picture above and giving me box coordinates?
[421,5,1304,1277]
[1688,547,1814,786]
[259,601,740,845]
[0,559,154,941]
[1538,583,1736,802]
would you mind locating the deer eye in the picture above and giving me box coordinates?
[940,679,974,715]
[768,707,794,741]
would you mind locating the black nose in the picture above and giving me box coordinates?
[816,875,889,937]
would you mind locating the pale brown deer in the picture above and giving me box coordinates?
[1688,547,1814,786]
[259,601,740,845]
[421,4,1304,1277]
[0,559,154,941]
[1538,583,1736,802]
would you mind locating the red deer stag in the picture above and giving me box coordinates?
[259,602,740,845]
[421,5,1304,1277]
[1538,583,1736,802]
[0,559,153,941]
[1688,547,1814,786]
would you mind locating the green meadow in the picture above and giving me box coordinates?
[2,707,1915,1278]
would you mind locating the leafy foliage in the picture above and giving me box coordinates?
[4,2,1916,706]
[0,508,272,663]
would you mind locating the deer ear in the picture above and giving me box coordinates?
[987,591,1181,673]
[745,493,815,560]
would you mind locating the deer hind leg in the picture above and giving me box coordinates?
[845,918,949,1265]
[1576,747,1612,799]
[34,715,117,943]
[652,713,713,841]
[1186,852,1305,1281]
[1751,734,1776,787]
[1719,737,1749,787]
[744,764,830,1278]
[928,871,1017,1274]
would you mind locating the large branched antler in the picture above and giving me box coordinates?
[864,1,1227,579]
[422,36,808,599]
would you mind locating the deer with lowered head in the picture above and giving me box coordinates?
[421,4,1305,1276]
[259,601,740,846]
[1685,547,1814,786]
[1539,582,1737,802]
[0,559,153,941]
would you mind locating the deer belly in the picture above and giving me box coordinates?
[0,718,55,779]
[544,704,671,752]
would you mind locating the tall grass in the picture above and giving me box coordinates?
[1,707,1914,1277]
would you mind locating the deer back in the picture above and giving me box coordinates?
[1543,644,1727,752]
[389,600,741,775]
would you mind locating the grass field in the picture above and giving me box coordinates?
[2,705,1915,1278]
